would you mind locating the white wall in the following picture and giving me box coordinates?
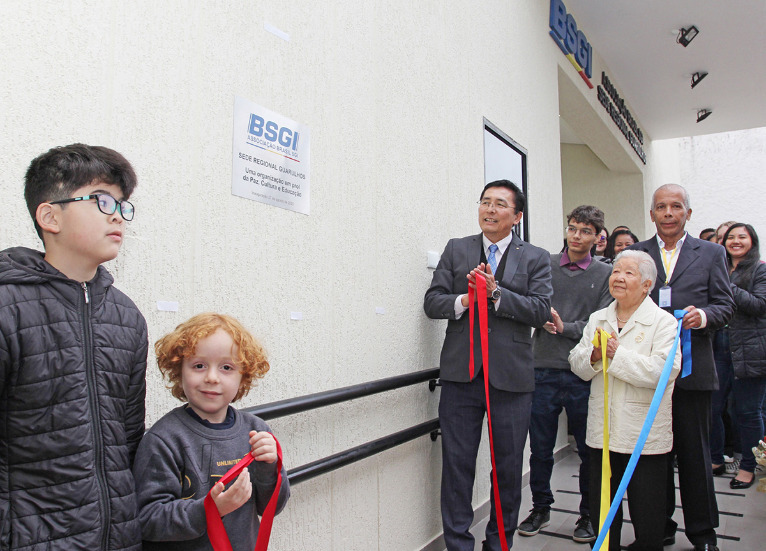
[650,128,766,245]
[0,1,576,549]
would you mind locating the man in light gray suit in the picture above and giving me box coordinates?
[424,180,552,551]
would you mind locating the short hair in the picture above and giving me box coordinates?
[651,184,690,211]
[721,223,761,287]
[155,313,270,403]
[24,143,137,239]
[699,228,716,240]
[613,249,658,292]
[479,180,525,213]
[566,205,605,235]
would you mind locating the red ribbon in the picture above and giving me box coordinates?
[204,436,283,551]
[468,273,509,551]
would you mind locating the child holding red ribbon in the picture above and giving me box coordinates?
[133,313,290,550]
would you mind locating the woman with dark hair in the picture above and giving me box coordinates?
[721,223,766,489]
[592,228,609,257]
[604,229,639,262]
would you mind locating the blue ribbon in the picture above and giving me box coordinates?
[592,315,683,551]
[674,310,692,378]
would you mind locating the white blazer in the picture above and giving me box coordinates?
[569,295,682,454]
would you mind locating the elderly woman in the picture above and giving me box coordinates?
[569,250,681,550]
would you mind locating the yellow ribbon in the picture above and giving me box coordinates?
[591,328,612,550]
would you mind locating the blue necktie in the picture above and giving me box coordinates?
[488,244,499,275]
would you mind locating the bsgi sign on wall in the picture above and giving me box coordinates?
[232,96,311,215]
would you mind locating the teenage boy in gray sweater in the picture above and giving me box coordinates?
[517,205,612,543]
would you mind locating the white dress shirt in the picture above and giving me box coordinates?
[655,232,707,328]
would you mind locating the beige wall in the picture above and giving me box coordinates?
[560,144,645,237]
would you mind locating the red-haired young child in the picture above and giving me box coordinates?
[133,313,290,550]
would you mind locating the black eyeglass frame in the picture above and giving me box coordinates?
[49,194,135,221]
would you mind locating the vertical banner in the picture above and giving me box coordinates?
[232,96,311,215]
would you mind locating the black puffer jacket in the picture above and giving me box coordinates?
[0,247,147,550]
[728,261,766,379]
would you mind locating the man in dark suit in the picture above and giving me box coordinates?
[424,180,552,551]
[631,184,734,551]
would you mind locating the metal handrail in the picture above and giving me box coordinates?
[288,419,440,485]
[243,367,440,420]
[242,368,441,485]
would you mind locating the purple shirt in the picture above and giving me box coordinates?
[560,249,592,271]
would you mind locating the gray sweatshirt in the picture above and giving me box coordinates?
[133,406,290,550]
[533,253,612,369]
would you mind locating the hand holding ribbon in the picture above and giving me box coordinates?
[468,271,510,551]
[591,314,685,550]
[204,435,283,551]
[675,310,692,378]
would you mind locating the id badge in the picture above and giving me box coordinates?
[659,286,672,308]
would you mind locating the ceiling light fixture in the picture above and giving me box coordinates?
[691,72,708,89]
[677,25,699,47]
[696,109,712,123]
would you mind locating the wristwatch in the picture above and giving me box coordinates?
[490,286,501,301]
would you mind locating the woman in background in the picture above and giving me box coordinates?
[593,228,609,258]
[604,229,639,263]
[714,220,737,244]
[721,223,766,489]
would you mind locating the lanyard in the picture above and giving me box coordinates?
[468,273,510,551]
[204,437,283,551]
[591,329,612,551]
[660,247,677,285]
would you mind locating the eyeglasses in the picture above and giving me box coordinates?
[478,200,517,211]
[565,225,595,237]
[49,194,135,221]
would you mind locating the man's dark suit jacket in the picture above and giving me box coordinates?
[631,235,735,390]
[424,232,552,393]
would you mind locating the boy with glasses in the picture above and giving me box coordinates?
[0,143,148,549]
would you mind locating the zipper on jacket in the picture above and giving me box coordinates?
[80,282,110,549]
